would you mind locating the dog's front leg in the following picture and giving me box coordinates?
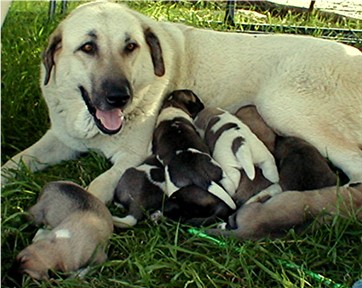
[2,129,79,183]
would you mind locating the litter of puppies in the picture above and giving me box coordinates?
[16,89,361,280]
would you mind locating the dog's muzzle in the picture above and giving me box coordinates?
[79,85,131,135]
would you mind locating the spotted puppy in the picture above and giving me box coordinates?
[194,107,279,196]
[152,90,236,224]
[113,155,166,228]
[16,181,113,280]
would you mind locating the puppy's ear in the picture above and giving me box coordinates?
[42,27,62,85]
[144,28,165,77]
[183,90,204,118]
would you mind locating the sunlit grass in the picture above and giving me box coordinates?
[1,1,361,287]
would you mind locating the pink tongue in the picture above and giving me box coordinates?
[95,108,124,131]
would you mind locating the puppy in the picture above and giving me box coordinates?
[274,136,337,191]
[194,107,279,195]
[206,183,362,240]
[163,185,232,226]
[152,90,236,223]
[113,155,166,228]
[234,105,337,204]
[17,181,113,280]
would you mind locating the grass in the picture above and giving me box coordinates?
[1,1,362,287]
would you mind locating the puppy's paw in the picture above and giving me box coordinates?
[150,210,164,223]
[217,222,227,230]
[245,183,282,204]
[113,215,137,228]
[32,228,52,242]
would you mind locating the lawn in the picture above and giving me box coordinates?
[1,1,362,287]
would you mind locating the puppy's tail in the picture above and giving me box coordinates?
[258,158,279,183]
[112,215,137,228]
[235,144,255,181]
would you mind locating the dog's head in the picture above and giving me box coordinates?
[41,2,165,137]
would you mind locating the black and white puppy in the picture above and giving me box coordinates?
[17,181,113,280]
[194,107,280,196]
[152,90,236,224]
[113,155,166,228]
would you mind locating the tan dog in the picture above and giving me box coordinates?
[16,181,113,280]
[2,2,361,204]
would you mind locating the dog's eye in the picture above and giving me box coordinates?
[80,42,96,54]
[125,42,138,53]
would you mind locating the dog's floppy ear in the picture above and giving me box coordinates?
[144,28,165,77]
[42,28,62,85]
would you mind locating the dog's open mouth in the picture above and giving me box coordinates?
[79,86,124,135]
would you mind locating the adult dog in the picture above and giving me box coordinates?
[2,1,362,205]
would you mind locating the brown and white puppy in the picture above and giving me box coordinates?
[195,107,280,195]
[113,155,166,228]
[152,90,236,223]
[206,183,362,240]
[17,181,113,280]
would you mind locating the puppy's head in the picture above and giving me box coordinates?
[16,247,52,280]
[164,185,223,221]
[194,107,224,131]
[235,105,276,152]
[162,90,204,118]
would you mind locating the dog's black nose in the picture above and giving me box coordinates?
[106,92,130,107]
[102,79,132,108]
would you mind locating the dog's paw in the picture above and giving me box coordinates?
[87,177,116,204]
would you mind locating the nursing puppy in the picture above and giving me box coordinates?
[113,155,166,228]
[233,105,337,204]
[17,181,113,280]
[163,185,233,226]
[152,90,236,223]
[274,136,337,191]
[210,106,340,237]
[194,107,279,195]
[206,183,362,240]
